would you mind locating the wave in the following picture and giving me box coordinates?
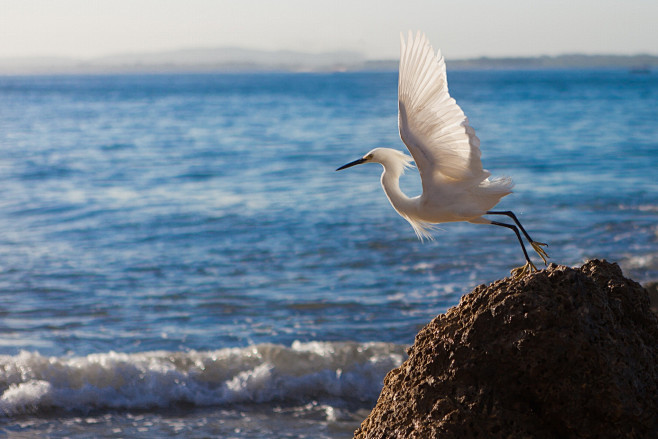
[0,341,406,417]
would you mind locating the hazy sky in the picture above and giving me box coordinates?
[1,0,657,60]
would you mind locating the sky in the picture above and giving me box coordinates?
[1,0,657,60]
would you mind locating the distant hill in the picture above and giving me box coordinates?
[365,54,658,71]
[0,48,656,75]
[449,54,658,70]
[0,47,365,75]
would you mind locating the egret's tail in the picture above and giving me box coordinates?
[481,176,514,195]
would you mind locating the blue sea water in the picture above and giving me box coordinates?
[0,69,656,437]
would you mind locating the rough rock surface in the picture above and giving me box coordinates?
[645,281,658,315]
[354,260,658,439]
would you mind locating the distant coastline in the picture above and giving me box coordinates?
[1,47,656,75]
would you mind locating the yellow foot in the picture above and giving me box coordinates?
[531,241,549,265]
[510,261,539,279]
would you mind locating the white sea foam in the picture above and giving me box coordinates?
[0,341,406,416]
[622,253,658,271]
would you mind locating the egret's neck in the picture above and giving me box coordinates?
[380,165,417,217]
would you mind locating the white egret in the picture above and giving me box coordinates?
[337,31,548,277]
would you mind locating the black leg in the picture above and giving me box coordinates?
[486,210,549,266]
[486,211,535,244]
[489,220,533,265]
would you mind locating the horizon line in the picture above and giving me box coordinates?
[1,45,658,63]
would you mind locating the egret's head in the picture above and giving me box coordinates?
[336,148,412,172]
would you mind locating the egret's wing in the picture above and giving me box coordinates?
[398,31,489,188]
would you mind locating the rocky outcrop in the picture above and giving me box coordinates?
[354,260,658,438]
[645,281,658,315]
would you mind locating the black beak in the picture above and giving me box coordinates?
[336,157,367,171]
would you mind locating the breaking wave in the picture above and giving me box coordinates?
[0,341,406,417]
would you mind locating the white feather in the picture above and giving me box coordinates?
[398,31,489,190]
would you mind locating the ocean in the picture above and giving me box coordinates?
[0,70,656,437]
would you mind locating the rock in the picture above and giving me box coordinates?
[645,281,658,315]
[354,260,658,439]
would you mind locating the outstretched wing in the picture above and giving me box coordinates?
[398,31,489,190]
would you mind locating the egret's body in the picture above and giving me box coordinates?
[337,32,548,276]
